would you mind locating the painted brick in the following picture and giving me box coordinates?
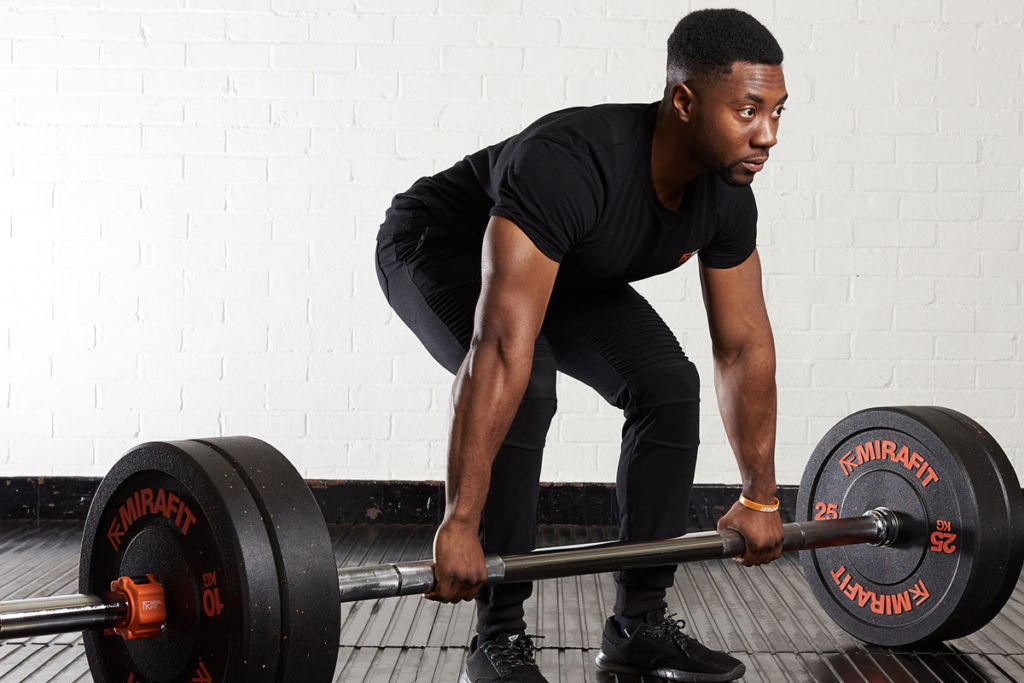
[268,382,350,411]
[95,323,183,353]
[939,164,1019,193]
[139,12,225,41]
[225,127,309,155]
[941,53,1020,81]
[185,271,269,299]
[101,42,185,67]
[894,22,977,52]
[14,40,100,66]
[143,184,225,212]
[853,164,936,192]
[225,13,309,42]
[0,411,53,438]
[187,42,271,68]
[143,70,229,96]
[10,381,95,410]
[227,184,311,213]
[229,70,315,98]
[272,44,356,69]
[0,68,57,94]
[143,126,225,153]
[54,410,139,438]
[182,381,266,410]
[184,100,270,126]
[941,107,1020,136]
[271,100,353,126]
[138,297,224,325]
[440,0,519,13]
[185,155,267,183]
[139,352,222,380]
[223,411,307,437]
[181,324,269,353]
[103,155,183,182]
[314,15,394,44]
[897,79,978,107]
[523,47,603,75]
[223,352,307,381]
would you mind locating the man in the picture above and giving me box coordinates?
[375,9,788,682]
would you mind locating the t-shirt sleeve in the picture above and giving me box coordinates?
[489,138,601,263]
[698,183,758,269]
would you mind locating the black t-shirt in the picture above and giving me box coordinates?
[388,102,757,287]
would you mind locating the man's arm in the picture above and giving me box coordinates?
[425,215,559,603]
[699,248,784,566]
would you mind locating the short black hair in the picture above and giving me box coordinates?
[666,9,783,86]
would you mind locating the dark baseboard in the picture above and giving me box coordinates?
[0,477,800,527]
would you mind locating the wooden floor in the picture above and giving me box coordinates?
[0,520,1022,681]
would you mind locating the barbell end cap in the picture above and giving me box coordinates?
[864,506,900,547]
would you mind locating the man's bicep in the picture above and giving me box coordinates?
[475,216,560,345]
[699,249,772,356]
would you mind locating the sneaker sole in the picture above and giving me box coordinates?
[594,652,745,682]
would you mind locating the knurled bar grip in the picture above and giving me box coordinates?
[336,508,899,602]
[0,508,897,637]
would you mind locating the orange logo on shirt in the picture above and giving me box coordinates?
[679,251,696,264]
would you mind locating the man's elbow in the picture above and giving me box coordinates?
[468,330,537,374]
[713,334,776,372]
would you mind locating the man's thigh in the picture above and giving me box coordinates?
[543,285,695,409]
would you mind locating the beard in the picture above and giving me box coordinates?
[691,123,754,187]
[714,163,753,187]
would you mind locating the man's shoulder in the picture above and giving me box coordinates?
[517,101,656,153]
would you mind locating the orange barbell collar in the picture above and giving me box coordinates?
[107,574,166,641]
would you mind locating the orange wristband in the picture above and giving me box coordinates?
[738,494,780,513]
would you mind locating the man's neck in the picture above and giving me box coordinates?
[651,98,705,211]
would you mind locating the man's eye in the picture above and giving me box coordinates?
[740,107,756,117]
[774,106,786,117]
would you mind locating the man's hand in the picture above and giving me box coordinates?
[717,501,785,566]
[425,517,488,603]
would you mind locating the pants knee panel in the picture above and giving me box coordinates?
[503,353,557,451]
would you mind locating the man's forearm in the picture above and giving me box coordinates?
[444,338,534,528]
[713,339,778,502]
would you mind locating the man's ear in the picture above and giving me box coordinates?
[670,81,698,123]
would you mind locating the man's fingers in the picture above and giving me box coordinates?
[425,573,485,603]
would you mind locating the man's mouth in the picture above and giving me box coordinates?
[740,157,768,173]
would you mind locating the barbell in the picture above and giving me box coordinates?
[0,406,1021,682]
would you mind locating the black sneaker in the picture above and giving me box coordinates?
[595,610,745,682]
[459,632,548,682]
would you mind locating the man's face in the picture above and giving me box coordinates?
[689,62,788,186]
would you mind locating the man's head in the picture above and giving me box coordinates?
[666,8,783,88]
[663,9,787,187]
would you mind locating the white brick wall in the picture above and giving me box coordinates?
[0,1,1021,486]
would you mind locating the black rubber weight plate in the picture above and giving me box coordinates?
[80,439,283,682]
[197,437,341,683]
[796,406,1024,646]
[927,406,1024,638]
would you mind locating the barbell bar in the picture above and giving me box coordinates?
[0,507,899,639]
[334,506,898,602]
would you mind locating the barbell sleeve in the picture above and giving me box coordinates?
[0,593,128,639]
